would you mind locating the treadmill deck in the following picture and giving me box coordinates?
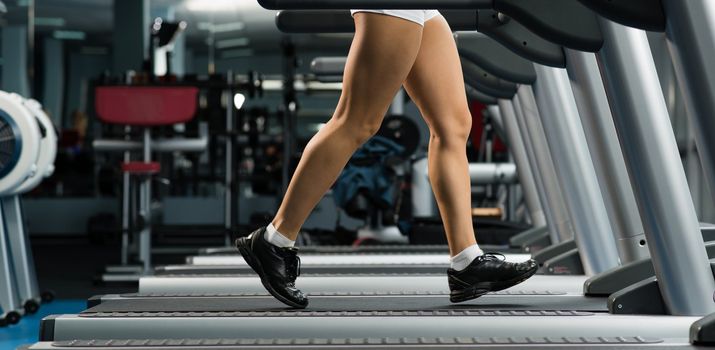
[84,294,607,313]
[31,336,698,350]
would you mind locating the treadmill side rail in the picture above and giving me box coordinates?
[691,312,715,346]
[584,258,654,297]
[532,239,577,265]
[608,277,667,315]
[541,249,584,275]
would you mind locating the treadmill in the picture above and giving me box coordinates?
[35,0,715,348]
[144,10,697,294]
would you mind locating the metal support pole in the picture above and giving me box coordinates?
[0,203,20,319]
[121,127,131,266]
[513,88,575,244]
[596,18,715,315]
[489,104,545,228]
[224,71,235,246]
[281,37,298,196]
[662,0,715,211]
[564,50,649,263]
[139,128,152,273]
[530,66,620,274]
[4,196,39,306]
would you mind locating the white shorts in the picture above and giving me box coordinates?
[350,9,441,26]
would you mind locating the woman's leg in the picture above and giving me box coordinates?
[271,13,424,240]
[402,15,477,257]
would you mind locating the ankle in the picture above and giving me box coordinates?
[450,244,483,271]
[264,223,296,248]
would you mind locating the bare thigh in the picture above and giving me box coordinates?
[402,15,471,134]
[336,13,424,131]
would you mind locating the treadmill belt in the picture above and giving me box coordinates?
[155,265,447,275]
[201,244,452,255]
[123,290,567,297]
[82,295,606,314]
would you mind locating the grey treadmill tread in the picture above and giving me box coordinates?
[83,295,606,313]
[118,290,567,297]
[187,254,531,266]
[139,273,588,295]
[201,244,453,255]
[200,245,515,256]
[32,336,697,349]
[139,274,589,295]
[156,265,447,275]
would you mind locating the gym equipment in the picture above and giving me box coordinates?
[0,92,57,326]
[578,2,715,229]
[30,2,715,349]
[121,6,664,300]
[454,28,651,270]
[24,337,711,350]
[460,37,715,278]
[184,252,531,266]
[148,18,186,79]
[199,244,450,255]
[263,0,715,312]
[460,32,621,275]
[454,39,580,258]
[6,96,57,312]
[135,274,589,295]
[93,85,203,282]
[37,304,701,343]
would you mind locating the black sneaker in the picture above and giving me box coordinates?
[448,253,538,303]
[235,227,308,308]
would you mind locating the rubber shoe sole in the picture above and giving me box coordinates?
[235,237,308,309]
[450,263,539,303]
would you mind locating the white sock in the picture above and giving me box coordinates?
[450,244,484,271]
[263,223,296,248]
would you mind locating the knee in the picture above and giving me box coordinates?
[430,112,472,147]
[334,115,383,147]
[352,120,383,146]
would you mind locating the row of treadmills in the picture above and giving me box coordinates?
[30,244,715,349]
[28,0,715,349]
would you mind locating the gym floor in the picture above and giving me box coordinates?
[0,236,161,349]
[0,300,84,349]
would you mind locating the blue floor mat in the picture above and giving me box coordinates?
[0,300,85,350]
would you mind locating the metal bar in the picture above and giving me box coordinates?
[564,50,648,263]
[4,196,39,306]
[512,88,575,244]
[93,139,207,153]
[489,104,545,228]
[121,127,131,266]
[596,18,715,315]
[467,163,518,185]
[528,67,620,274]
[139,129,152,273]
[224,71,234,246]
[0,199,20,318]
[661,0,715,223]
[311,57,345,76]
